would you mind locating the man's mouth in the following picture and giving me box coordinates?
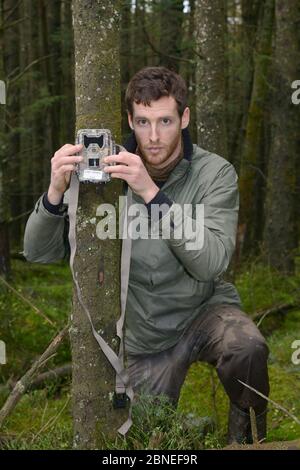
[147,147,162,154]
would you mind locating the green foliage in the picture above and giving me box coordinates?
[102,392,214,450]
[0,260,72,383]
[1,258,300,449]
[24,86,64,115]
[0,389,72,450]
[236,261,299,315]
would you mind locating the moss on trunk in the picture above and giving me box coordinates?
[71,0,126,449]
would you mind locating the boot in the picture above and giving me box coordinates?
[227,403,267,444]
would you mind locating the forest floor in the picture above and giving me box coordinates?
[0,256,300,450]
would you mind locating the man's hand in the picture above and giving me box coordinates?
[48,144,83,204]
[103,152,159,203]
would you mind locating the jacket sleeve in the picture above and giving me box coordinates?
[158,162,239,282]
[23,194,69,264]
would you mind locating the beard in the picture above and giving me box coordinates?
[135,130,183,181]
[135,129,182,169]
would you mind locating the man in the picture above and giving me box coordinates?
[24,66,269,444]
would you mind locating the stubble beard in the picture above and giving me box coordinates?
[135,130,182,169]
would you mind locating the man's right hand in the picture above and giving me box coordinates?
[47,144,83,204]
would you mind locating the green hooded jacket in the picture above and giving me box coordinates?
[23,138,241,356]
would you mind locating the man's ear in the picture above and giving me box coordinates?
[181,107,190,129]
[127,112,134,130]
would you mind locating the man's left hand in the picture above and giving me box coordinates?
[103,152,159,203]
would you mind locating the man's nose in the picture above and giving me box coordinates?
[149,124,159,142]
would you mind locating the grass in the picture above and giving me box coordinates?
[0,260,72,382]
[0,258,300,449]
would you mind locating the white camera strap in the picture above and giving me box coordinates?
[68,172,134,436]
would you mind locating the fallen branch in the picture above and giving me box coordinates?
[0,326,69,428]
[0,363,72,395]
[238,379,300,425]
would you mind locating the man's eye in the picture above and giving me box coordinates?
[137,119,147,126]
[162,118,171,125]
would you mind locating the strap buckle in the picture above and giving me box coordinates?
[113,392,129,409]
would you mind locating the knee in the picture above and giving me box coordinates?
[223,336,269,370]
[244,337,269,363]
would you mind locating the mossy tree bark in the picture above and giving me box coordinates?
[120,0,133,136]
[133,0,147,73]
[262,0,299,273]
[238,0,274,253]
[194,0,228,158]
[0,2,10,277]
[180,0,197,141]
[159,0,184,72]
[59,0,76,147]
[228,0,261,171]
[0,0,20,276]
[71,0,125,449]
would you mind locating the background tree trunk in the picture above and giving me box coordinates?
[59,0,75,146]
[1,0,20,275]
[179,0,197,140]
[238,0,274,253]
[194,0,228,157]
[263,0,300,273]
[133,0,147,73]
[0,2,9,277]
[71,0,125,450]
[159,0,184,72]
[228,0,261,171]
[120,0,133,137]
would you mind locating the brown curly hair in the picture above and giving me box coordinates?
[125,66,188,118]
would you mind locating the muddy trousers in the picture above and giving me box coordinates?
[126,304,270,417]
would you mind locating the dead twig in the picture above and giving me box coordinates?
[238,379,300,425]
[30,394,71,444]
[249,406,258,444]
[0,326,69,428]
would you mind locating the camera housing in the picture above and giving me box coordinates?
[76,129,123,183]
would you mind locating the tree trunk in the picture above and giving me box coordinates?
[263,0,299,273]
[120,0,133,136]
[179,0,197,141]
[159,0,184,72]
[133,0,147,73]
[1,0,21,274]
[71,0,125,449]
[18,0,32,235]
[194,0,228,158]
[0,2,9,277]
[228,0,261,171]
[238,0,274,253]
[59,0,75,145]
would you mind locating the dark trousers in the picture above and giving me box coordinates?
[126,303,269,414]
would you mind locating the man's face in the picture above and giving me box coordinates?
[128,96,190,168]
